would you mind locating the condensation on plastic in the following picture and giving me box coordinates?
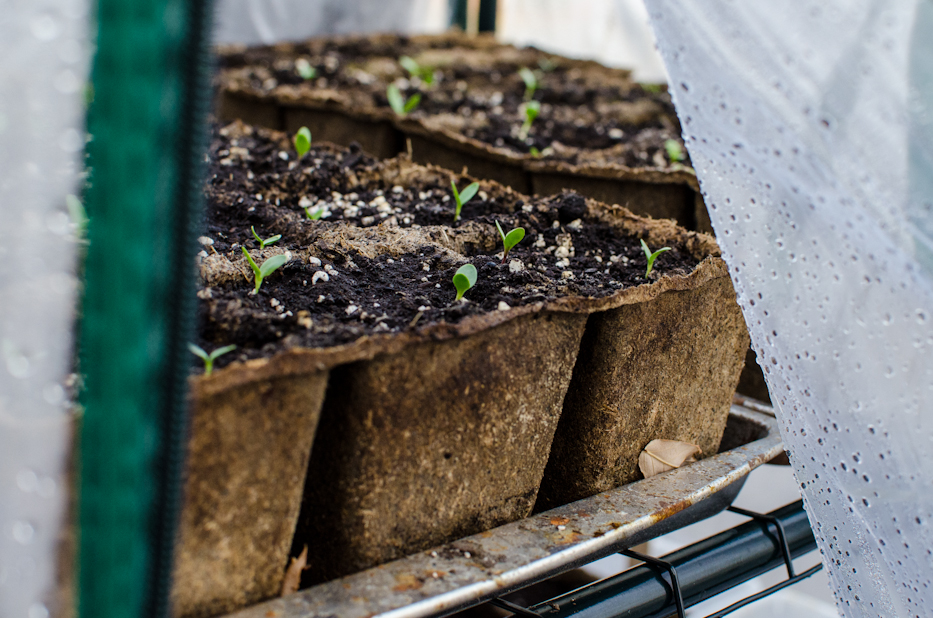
[648,1,933,616]
[212,0,450,46]
[0,0,89,616]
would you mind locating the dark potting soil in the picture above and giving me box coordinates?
[217,34,689,167]
[194,123,701,371]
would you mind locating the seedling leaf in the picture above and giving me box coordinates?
[188,343,208,361]
[495,221,525,263]
[518,100,540,140]
[294,127,311,158]
[403,92,422,113]
[529,146,541,157]
[66,194,89,240]
[640,238,671,277]
[519,67,538,100]
[399,55,420,76]
[189,343,237,376]
[387,84,406,116]
[399,55,434,85]
[451,181,480,222]
[305,206,324,220]
[459,182,479,205]
[505,227,525,250]
[452,263,478,301]
[210,344,237,359]
[664,138,684,163]
[260,254,288,278]
[295,58,317,80]
[251,226,281,249]
[241,247,260,277]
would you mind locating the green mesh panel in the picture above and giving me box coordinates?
[78,0,212,616]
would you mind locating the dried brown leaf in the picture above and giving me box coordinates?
[638,439,702,478]
[280,545,308,597]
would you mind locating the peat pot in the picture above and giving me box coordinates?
[214,32,706,231]
[171,121,748,616]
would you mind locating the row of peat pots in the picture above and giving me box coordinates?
[216,32,769,400]
[174,33,763,617]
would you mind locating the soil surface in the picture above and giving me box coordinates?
[194,122,701,371]
[217,34,689,168]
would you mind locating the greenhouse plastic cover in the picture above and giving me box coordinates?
[648,1,933,615]
[213,0,450,45]
[0,0,88,616]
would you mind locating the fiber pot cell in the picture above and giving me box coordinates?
[214,32,701,229]
[184,121,746,602]
[172,358,328,617]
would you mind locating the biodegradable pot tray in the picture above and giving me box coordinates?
[214,32,706,231]
[222,401,784,618]
[174,122,747,615]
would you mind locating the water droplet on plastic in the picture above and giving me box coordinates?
[30,14,60,41]
[12,520,35,544]
[29,604,50,618]
[16,469,39,492]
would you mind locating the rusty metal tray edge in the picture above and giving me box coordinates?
[228,402,782,618]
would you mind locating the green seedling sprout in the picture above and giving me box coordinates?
[295,58,317,80]
[495,221,525,264]
[538,57,557,73]
[529,146,541,157]
[66,194,89,242]
[451,180,480,222]
[241,247,288,294]
[640,239,671,278]
[519,67,539,101]
[664,139,685,163]
[387,84,421,117]
[640,82,664,94]
[294,126,311,158]
[305,206,324,220]
[518,100,540,141]
[399,55,434,85]
[452,263,477,301]
[251,225,281,249]
[188,343,236,376]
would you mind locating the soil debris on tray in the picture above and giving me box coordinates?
[194,121,703,370]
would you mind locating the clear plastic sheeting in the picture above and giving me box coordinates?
[0,0,89,616]
[213,0,450,46]
[648,2,933,616]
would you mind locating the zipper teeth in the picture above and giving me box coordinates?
[146,1,215,616]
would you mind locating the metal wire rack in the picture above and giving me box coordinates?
[228,399,820,618]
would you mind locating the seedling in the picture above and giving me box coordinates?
[66,194,88,242]
[188,343,236,376]
[452,263,477,301]
[640,239,671,277]
[295,58,317,80]
[399,55,434,85]
[519,67,538,101]
[251,225,281,249]
[495,221,525,263]
[304,206,324,220]
[518,100,540,141]
[664,139,685,163]
[529,146,541,157]
[538,57,557,72]
[451,180,480,222]
[387,84,421,117]
[294,126,311,158]
[640,82,664,94]
[241,247,288,294]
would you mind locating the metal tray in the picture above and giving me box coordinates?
[227,400,782,618]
